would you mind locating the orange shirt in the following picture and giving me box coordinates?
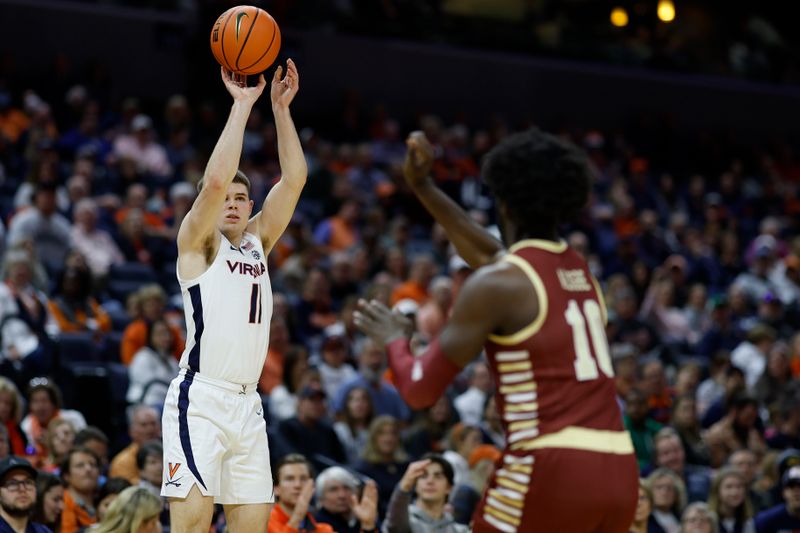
[121,319,184,365]
[390,281,428,306]
[268,503,335,533]
[61,489,96,533]
[109,442,140,484]
[47,298,112,333]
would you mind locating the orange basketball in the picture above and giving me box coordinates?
[210,5,281,76]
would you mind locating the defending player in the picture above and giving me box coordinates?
[162,61,306,533]
[355,130,638,532]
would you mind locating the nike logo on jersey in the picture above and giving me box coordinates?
[227,260,266,279]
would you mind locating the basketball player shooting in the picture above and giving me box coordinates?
[354,131,639,532]
[161,60,305,533]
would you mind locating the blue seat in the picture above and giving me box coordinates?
[109,262,158,282]
[57,333,102,364]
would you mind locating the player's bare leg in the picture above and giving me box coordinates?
[169,485,215,533]
[224,502,274,533]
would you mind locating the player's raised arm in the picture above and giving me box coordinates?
[404,131,504,268]
[177,68,266,253]
[250,58,308,253]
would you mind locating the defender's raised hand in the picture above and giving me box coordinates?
[403,131,435,189]
[220,67,267,105]
[354,299,412,346]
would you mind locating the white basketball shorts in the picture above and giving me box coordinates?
[161,369,274,504]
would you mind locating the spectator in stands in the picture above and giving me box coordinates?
[120,285,183,366]
[313,199,361,253]
[313,466,379,533]
[47,265,112,334]
[705,394,766,468]
[442,423,482,489]
[702,366,746,429]
[653,428,712,503]
[0,427,8,461]
[383,454,468,533]
[390,254,436,306]
[94,478,132,523]
[278,385,347,473]
[109,405,160,484]
[111,114,172,178]
[113,209,167,269]
[767,396,800,451]
[732,237,779,304]
[6,181,72,275]
[293,268,338,341]
[333,387,374,466]
[89,485,163,533]
[32,471,64,533]
[671,394,710,467]
[641,360,674,425]
[731,324,776,390]
[316,330,356,402]
[625,387,663,470]
[259,316,291,396]
[753,343,794,408]
[405,396,458,458]
[43,418,76,472]
[126,319,179,408]
[728,449,771,515]
[453,360,492,426]
[22,379,86,461]
[0,251,59,386]
[332,338,409,423]
[60,446,101,533]
[355,416,408,520]
[70,198,125,280]
[707,467,755,533]
[754,465,800,532]
[628,478,653,533]
[696,297,741,359]
[0,456,50,533]
[269,454,334,533]
[0,377,27,455]
[269,346,312,422]
[647,467,688,533]
[679,502,718,533]
[450,444,500,525]
[135,441,162,499]
[74,428,109,475]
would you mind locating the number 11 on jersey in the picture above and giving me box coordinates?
[564,299,614,381]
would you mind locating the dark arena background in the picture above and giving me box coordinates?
[0,1,799,532]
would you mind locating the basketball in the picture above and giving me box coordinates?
[210,5,281,76]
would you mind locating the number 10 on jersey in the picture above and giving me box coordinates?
[564,299,614,381]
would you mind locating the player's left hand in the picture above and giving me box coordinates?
[271,58,299,109]
[354,299,412,346]
[351,480,378,530]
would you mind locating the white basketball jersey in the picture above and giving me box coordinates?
[177,231,272,384]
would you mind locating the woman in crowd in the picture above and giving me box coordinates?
[355,415,408,519]
[404,394,459,458]
[269,346,313,422]
[680,502,719,533]
[95,478,133,523]
[707,467,755,533]
[126,319,179,408]
[21,378,86,460]
[647,467,689,533]
[629,479,653,533]
[88,486,162,533]
[120,284,183,366]
[32,472,65,533]
[0,376,28,455]
[46,265,111,334]
[442,423,483,488]
[671,394,711,466]
[333,386,373,466]
[43,418,76,472]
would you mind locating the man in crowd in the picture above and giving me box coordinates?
[0,457,50,532]
[382,454,468,533]
[313,466,378,533]
[268,454,331,532]
[653,427,711,503]
[109,405,160,483]
[754,465,800,532]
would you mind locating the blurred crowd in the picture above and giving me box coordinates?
[1,41,800,532]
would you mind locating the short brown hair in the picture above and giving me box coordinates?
[196,170,251,195]
[274,453,313,484]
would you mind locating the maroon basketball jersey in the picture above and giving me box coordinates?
[476,239,636,533]
[485,239,627,446]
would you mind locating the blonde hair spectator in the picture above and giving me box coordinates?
[89,486,162,533]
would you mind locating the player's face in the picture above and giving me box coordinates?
[217,182,253,235]
[415,463,450,504]
[276,463,311,507]
[321,480,353,514]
